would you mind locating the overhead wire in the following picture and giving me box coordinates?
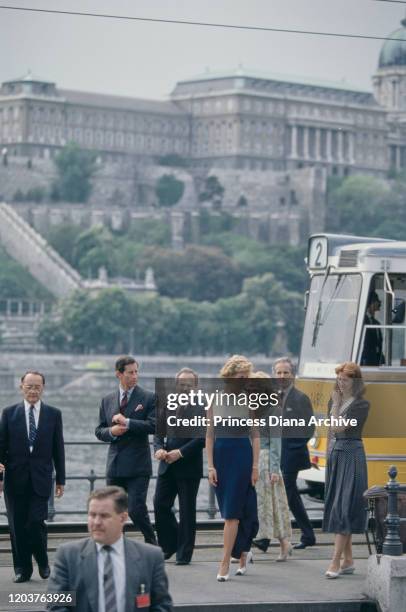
[0,4,405,43]
[373,1,406,5]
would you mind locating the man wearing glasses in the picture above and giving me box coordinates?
[0,370,65,583]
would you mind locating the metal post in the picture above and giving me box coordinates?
[383,465,403,556]
[88,469,97,493]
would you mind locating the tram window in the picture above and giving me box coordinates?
[361,275,406,367]
[361,290,384,366]
[299,274,361,374]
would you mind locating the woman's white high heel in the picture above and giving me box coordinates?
[217,562,230,582]
[235,550,253,575]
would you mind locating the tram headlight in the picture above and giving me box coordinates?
[309,433,320,449]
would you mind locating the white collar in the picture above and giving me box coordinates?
[95,534,124,555]
[119,386,134,396]
[24,399,41,411]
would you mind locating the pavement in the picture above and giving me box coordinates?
[0,530,377,611]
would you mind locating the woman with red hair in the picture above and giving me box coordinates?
[323,362,369,579]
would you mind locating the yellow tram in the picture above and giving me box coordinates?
[297,234,406,496]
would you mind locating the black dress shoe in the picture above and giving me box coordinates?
[164,552,175,560]
[13,573,31,583]
[175,560,190,565]
[293,542,316,550]
[252,538,270,553]
[39,565,51,579]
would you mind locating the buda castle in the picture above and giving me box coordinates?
[2,19,406,177]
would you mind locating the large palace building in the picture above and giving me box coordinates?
[2,19,406,177]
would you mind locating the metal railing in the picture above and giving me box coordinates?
[0,440,218,522]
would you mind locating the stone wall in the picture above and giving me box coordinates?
[0,154,327,246]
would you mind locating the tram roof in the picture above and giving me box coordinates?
[308,234,406,272]
[333,241,406,271]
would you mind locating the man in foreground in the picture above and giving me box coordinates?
[48,486,172,611]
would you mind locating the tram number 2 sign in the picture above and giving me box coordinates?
[308,237,328,270]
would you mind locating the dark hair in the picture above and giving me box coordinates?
[21,370,45,385]
[176,367,198,384]
[367,291,380,307]
[88,486,128,513]
[115,356,138,373]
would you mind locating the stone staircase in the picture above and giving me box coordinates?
[0,202,83,298]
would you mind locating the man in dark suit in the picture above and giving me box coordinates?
[153,368,204,565]
[0,370,65,582]
[95,356,157,544]
[361,290,385,366]
[274,358,316,549]
[47,486,172,612]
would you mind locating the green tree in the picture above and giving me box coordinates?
[0,246,52,300]
[73,226,117,278]
[62,288,133,353]
[157,154,188,168]
[37,319,68,352]
[52,142,97,203]
[326,175,389,235]
[140,245,242,302]
[46,223,82,266]
[155,174,185,207]
[241,273,303,355]
[199,175,225,209]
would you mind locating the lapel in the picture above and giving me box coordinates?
[15,403,30,452]
[283,386,294,415]
[126,386,142,418]
[340,398,355,418]
[81,539,99,612]
[124,537,141,608]
[32,402,47,453]
[114,387,141,420]
[109,391,121,423]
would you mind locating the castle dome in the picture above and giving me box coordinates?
[379,19,406,68]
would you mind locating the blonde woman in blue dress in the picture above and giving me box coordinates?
[206,355,260,582]
[251,371,292,561]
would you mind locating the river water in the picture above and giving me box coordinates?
[0,392,212,523]
[0,391,322,524]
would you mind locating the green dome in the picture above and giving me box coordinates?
[379,19,406,68]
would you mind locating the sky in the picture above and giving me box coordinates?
[0,0,406,100]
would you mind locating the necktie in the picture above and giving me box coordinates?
[103,546,118,612]
[120,392,128,415]
[29,405,37,447]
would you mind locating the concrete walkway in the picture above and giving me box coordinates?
[0,530,377,611]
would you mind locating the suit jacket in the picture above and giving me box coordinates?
[153,435,204,479]
[361,314,384,366]
[0,402,65,497]
[47,537,173,612]
[327,397,370,440]
[280,386,314,474]
[95,385,155,478]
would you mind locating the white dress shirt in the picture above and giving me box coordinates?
[24,399,40,452]
[96,535,126,612]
